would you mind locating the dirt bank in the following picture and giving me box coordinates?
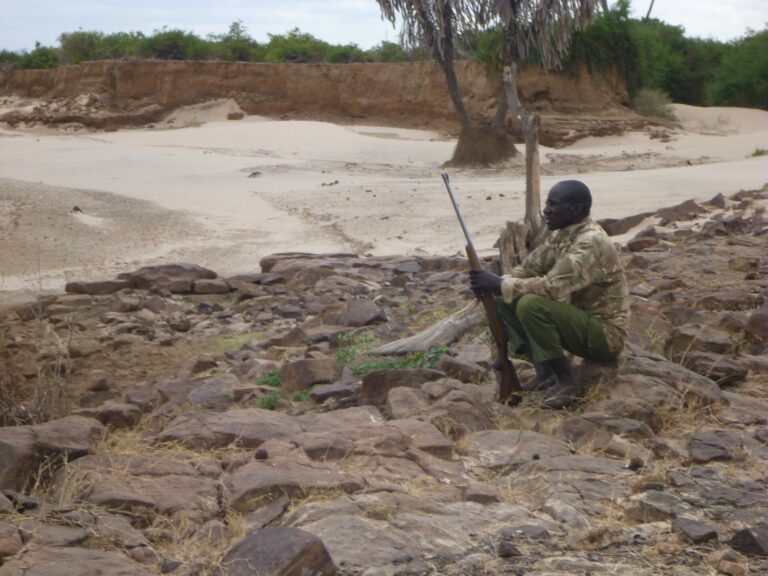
[0,60,638,144]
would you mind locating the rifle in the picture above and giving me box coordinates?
[442,172,522,406]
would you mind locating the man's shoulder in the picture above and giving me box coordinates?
[567,219,613,246]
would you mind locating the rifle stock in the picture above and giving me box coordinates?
[442,173,521,405]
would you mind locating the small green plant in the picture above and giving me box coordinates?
[749,148,767,157]
[292,388,312,402]
[350,345,448,378]
[257,370,281,387]
[335,331,380,365]
[258,392,279,410]
[632,88,676,120]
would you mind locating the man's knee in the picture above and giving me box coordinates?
[516,293,550,321]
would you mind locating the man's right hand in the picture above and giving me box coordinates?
[469,269,502,299]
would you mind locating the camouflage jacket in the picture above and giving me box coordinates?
[500,218,630,355]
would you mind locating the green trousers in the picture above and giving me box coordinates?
[496,293,613,363]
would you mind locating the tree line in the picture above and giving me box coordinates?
[1,4,765,110]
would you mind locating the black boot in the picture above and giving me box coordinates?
[521,361,556,392]
[540,356,583,409]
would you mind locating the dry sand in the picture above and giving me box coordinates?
[1,99,766,307]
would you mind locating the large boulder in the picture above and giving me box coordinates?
[32,416,105,459]
[359,369,445,407]
[159,408,302,450]
[746,305,768,341]
[118,263,216,293]
[664,324,739,357]
[65,279,131,295]
[281,358,338,394]
[464,430,571,472]
[0,416,104,492]
[0,427,37,491]
[387,378,496,437]
[226,441,363,511]
[221,528,337,576]
[0,546,153,575]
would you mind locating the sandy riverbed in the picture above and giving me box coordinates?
[0,99,766,307]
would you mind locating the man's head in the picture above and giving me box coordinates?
[543,180,592,230]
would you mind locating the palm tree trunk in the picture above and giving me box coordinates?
[645,0,656,20]
[433,0,471,127]
[502,64,542,234]
[437,58,472,127]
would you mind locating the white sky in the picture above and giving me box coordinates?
[1,0,765,52]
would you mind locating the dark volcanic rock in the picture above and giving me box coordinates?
[625,490,691,522]
[695,290,764,311]
[746,305,768,341]
[687,430,743,463]
[281,358,338,394]
[159,409,302,449]
[436,354,485,383]
[308,382,358,403]
[65,279,131,295]
[336,299,387,327]
[359,368,445,407]
[730,525,768,556]
[598,211,654,236]
[656,198,709,223]
[227,443,363,511]
[674,516,719,544]
[118,263,216,292]
[192,278,230,294]
[0,427,37,491]
[0,545,154,575]
[665,323,738,357]
[679,352,748,386]
[464,430,570,471]
[221,527,337,576]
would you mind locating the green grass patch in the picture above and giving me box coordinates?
[258,392,279,410]
[292,388,312,402]
[257,369,282,387]
[335,330,380,365]
[350,346,448,378]
[749,148,767,157]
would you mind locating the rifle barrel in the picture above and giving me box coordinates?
[441,173,474,250]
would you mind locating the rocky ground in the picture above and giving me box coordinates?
[0,186,767,576]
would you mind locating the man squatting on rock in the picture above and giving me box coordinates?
[469,180,631,408]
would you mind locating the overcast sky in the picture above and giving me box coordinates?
[1,0,765,52]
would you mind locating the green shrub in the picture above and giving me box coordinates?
[569,1,640,88]
[0,50,22,67]
[258,392,280,410]
[17,43,59,69]
[59,31,105,64]
[709,28,768,109]
[365,41,409,62]
[257,369,281,387]
[350,345,448,378]
[208,21,261,62]
[264,28,331,63]
[292,388,312,402]
[101,32,146,59]
[335,331,380,365]
[464,26,504,76]
[326,44,366,63]
[632,87,676,119]
[141,28,212,60]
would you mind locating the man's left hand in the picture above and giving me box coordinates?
[469,269,502,298]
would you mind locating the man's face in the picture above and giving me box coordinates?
[543,189,582,230]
